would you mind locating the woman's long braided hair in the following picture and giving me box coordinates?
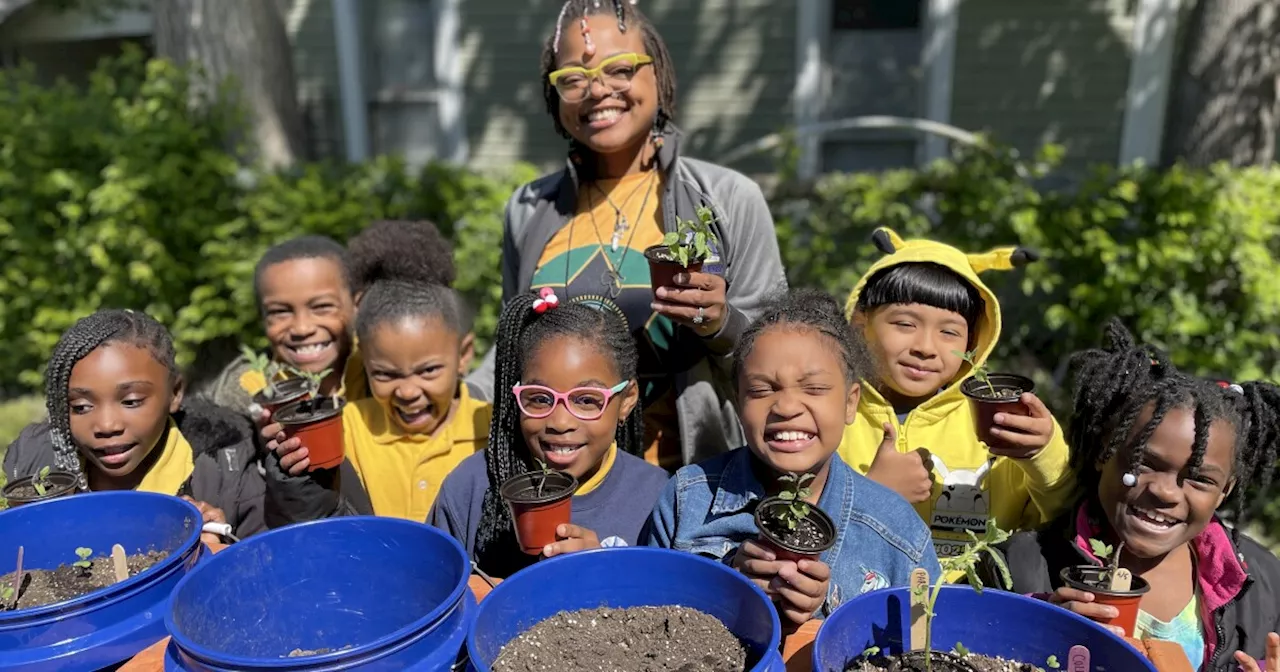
[541,0,678,139]
[1068,318,1280,537]
[45,309,179,489]
[474,292,642,557]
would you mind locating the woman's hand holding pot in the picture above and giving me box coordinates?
[1047,586,1124,636]
[652,272,727,337]
[542,524,600,558]
[259,408,310,476]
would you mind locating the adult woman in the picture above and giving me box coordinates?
[467,0,786,471]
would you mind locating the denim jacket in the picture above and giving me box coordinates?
[641,447,941,616]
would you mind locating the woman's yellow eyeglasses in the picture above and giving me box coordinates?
[548,53,653,103]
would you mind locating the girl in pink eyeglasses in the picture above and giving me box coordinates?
[430,288,669,578]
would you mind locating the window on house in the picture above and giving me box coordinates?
[365,0,443,165]
[821,0,924,173]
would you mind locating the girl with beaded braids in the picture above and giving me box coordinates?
[998,319,1280,671]
[4,310,266,542]
[465,0,786,474]
[431,289,668,579]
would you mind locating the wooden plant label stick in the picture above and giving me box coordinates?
[111,544,128,584]
[1068,644,1091,672]
[909,567,929,652]
[1110,568,1133,592]
[9,547,23,609]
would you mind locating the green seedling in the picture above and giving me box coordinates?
[768,472,815,532]
[533,458,555,497]
[1089,538,1126,586]
[660,206,719,268]
[240,345,282,399]
[31,465,52,497]
[953,349,996,397]
[917,524,1013,672]
[860,645,882,660]
[1046,654,1061,669]
[73,547,93,576]
[951,642,970,657]
[0,585,13,603]
[294,367,333,397]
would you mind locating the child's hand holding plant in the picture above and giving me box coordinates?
[260,410,310,476]
[731,538,831,625]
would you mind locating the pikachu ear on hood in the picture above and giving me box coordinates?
[870,228,906,255]
[967,245,1040,274]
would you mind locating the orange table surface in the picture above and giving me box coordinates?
[119,543,1187,672]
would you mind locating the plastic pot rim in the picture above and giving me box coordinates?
[753,497,836,556]
[276,396,346,426]
[499,471,577,506]
[252,378,313,407]
[163,516,472,668]
[959,373,1036,404]
[1059,565,1152,597]
[642,244,706,267]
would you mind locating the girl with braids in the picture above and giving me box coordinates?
[261,279,488,524]
[999,320,1280,671]
[4,310,266,542]
[643,290,940,625]
[430,289,668,579]
[466,0,786,473]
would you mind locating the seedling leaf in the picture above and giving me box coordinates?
[32,465,51,497]
[1046,654,1060,669]
[1088,538,1113,560]
[952,642,970,657]
[73,547,93,571]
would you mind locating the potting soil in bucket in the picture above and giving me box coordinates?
[0,491,205,672]
[164,516,474,671]
[812,585,1158,672]
[467,547,784,672]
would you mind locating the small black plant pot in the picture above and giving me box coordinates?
[1,470,78,507]
[960,373,1035,450]
[753,496,836,562]
[500,470,578,555]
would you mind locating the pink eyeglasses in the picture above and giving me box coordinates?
[511,381,630,421]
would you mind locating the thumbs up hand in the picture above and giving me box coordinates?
[865,422,935,503]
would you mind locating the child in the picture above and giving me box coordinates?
[4,310,265,543]
[643,289,941,624]
[430,289,669,579]
[845,228,1074,560]
[1001,321,1280,672]
[262,279,487,523]
[201,235,365,411]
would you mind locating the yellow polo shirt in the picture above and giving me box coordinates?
[342,386,491,521]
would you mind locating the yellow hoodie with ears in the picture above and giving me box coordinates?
[839,228,1075,560]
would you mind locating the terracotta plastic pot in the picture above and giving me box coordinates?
[644,245,704,294]
[1,470,78,507]
[500,470,577,555]
[1060,565,1151,637]
[276,397,347,471]
[252,377,313,416]
[753,497,836,563]
[960,373,1036,451]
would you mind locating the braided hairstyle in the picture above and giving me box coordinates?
[734,289,875,386]
[44,310,179,489]
[1068,318,1280,535]
[347,220,456,296]
[542,0,678,139]
[252,235,352,306]
[474,291,642,557]
[355,279,465,343]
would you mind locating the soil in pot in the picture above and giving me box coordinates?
[1059,566,1150,636]
[848,650,1040,672]
[1,471,79,507]
[493,605,747,672]
[754,498,836,562]
[276,396,347,471]
[500,470,577,555]
[644,245,704,294]
[0,549,168,611]
[960,374,1035,451]
[254,377,313,415]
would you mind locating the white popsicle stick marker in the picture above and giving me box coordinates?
[111,544,128,583]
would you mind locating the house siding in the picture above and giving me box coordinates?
[458,0,795,174]
[949,0,1136,172]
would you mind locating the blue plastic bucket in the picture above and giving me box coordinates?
[0,491,204,672]
[812,585,1159,671]
[467,547,784,671]
[164,516,474,671]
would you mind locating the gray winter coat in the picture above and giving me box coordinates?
[465,126,787,465]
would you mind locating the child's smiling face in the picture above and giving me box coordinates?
[860,303,968,404]
[363,315,470,436]
[518,334,638,484]
[258,257,354,377]
[1097,402,1236,560]
[68,343,183,480]
[738,326,860,476]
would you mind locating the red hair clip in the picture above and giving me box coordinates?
[532,287,560,314]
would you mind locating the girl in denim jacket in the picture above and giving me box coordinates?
[643,289,940,624]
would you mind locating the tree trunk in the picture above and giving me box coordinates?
[151,0,305,168]
[1161,0,1280,167]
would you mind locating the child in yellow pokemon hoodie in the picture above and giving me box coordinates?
[842,228,1075,561]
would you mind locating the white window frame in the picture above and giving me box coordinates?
[1118,0,1180,165]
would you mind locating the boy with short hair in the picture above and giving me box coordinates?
[843,228,1074,560]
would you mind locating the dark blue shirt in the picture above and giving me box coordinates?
[642,447,941,616]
